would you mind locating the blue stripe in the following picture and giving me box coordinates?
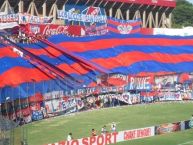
[47,33,193,44]
[0,43,6,48]
[0,57,34,74]
[19,42,49,49]
[111,61,193,74]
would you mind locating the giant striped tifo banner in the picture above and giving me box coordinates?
[1,33,193,102]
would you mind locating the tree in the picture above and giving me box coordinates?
[172,0,193,28]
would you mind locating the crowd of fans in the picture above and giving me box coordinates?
[5,33,47,44]
[0,28,82,45]
[0,31,50,45]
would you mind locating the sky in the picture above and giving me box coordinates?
[187,0,193,4]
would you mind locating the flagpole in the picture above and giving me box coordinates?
[18,86,22,121]
[26,82,30,122]
[11,87,17,122]
[5,87,10,119]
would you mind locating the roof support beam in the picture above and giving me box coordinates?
[42,2,47,17]
[91,0,98,6]
[75,0,81,5]
[48,2,58,23]
[18,0,24,13]
[97,0,104,7]
[0,0,12,14]
[27,1,39,16]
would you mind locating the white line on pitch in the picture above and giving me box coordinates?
[177,141,193,145]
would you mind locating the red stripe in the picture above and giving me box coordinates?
[0,46,62,58]
[0,67,53,87]
[92,51,193,69]
[59,38,193,53]
[0,47,18,58]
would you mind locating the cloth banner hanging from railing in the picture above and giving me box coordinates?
[107,18,141,34]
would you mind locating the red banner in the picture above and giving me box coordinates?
[26,24,85,36]
[26,24,68,35]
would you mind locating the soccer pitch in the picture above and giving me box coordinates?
[25,102,193,145]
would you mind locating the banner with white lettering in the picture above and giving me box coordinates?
[19,13,51,24]
[58,5,107,26]
[128,76,152,90]
[0,13,51,24]
[26,24,85,36]
[27,24,68,35]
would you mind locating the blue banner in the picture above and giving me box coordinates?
[58,5,107,26]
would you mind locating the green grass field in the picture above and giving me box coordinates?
[23,102,193,145]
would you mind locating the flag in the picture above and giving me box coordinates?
[107,18,141,34]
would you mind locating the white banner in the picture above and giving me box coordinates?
[155,74,178,88]
[0,22,18,30]
[19,13,51,24]
[158,92,182,101]
[0,13,51,24]
[43,91,64,100]
[47,126,155,145]
[153,27,193,36]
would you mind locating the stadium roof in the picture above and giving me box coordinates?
[104,0,176,7]
[0,0,176,14]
